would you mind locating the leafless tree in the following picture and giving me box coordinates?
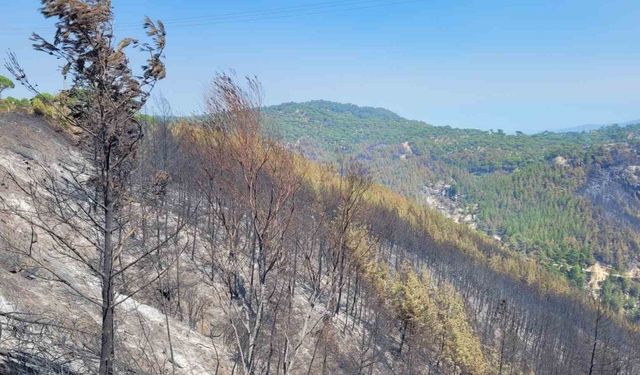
[205,73,301,374]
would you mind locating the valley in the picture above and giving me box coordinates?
[265,100,640,321]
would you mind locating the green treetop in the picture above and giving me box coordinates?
[0,75,15,99]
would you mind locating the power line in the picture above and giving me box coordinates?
[5,0,395,33]
[116,0,383,27]
[4,0,424,35]
[129,0,425,29]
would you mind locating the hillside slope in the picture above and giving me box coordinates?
[0,113,229,373]
[1,112,639,374]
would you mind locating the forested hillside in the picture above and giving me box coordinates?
[264,100,640,322]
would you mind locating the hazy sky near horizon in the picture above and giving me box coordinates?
[2,0,640,133]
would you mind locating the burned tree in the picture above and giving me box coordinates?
[3,1,167,374]
[201,74,301,374]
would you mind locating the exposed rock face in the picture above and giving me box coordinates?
[622,165,640,190]
[420,181,477,228]
[400,141,413,155]
[553,155,569,167]
[581,143,640,230]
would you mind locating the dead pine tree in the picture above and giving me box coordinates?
[330,161,371,316]
[189,73,303,374]
[3,1,167,374]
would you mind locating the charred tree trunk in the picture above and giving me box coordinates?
[99,172,115,375]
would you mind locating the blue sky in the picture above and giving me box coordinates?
[2,0,640,133]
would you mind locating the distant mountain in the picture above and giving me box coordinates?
[263,100,435,154]
[266,100,640,138]
[268,100,404,121]
[556,119,640,133]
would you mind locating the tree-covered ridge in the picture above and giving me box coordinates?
[264,100,432,152]
[265,100,640,170]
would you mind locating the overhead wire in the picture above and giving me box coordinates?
[4,0,425,35]
[115,0,385,28]
[141,0,425,29]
